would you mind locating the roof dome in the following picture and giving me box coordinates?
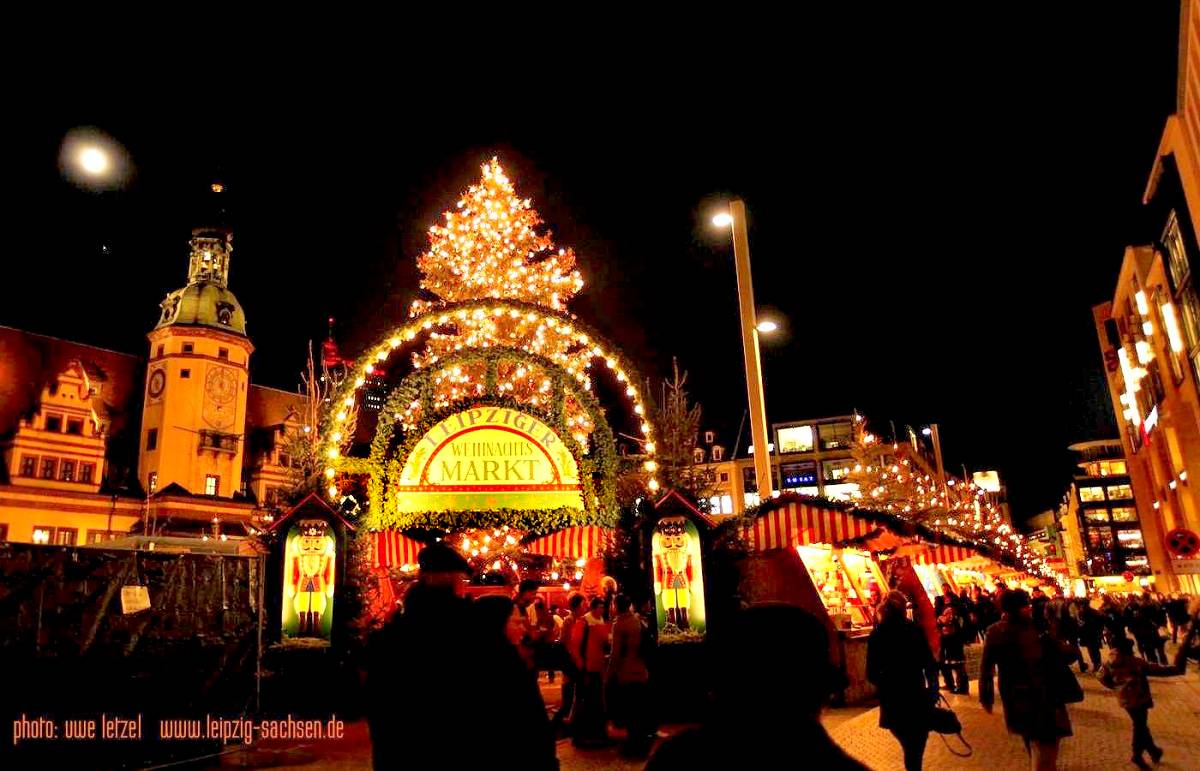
[155,225,248,337]
[156,282,247,335]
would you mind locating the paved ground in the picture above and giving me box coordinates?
[213,645,1200,770]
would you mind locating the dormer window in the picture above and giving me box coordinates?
[216,303,234,326]
[44,414,63,433]
[693,448,706,464]
[704,431,715,444]
[712,446,725,462]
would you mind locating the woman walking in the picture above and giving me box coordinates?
[868,591,938,770]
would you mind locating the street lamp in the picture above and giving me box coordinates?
[756,320,779,334]
[59,127,130,191]
[713,200,773,501]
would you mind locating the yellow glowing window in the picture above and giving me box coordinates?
[1100,460,1127,475]
[1079,486,1105,503]
[1110,507,1138,522]
[1106,484,1133,501]
[1116,529,1145,549]
[778,426,814,453]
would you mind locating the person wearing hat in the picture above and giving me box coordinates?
[366,541,474,769]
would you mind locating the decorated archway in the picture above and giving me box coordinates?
[317,160,659,604]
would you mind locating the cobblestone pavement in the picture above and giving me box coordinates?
[826,647,1200,770]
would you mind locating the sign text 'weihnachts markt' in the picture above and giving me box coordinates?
[394,407,584,512]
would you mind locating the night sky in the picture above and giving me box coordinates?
[5,6,1183,522]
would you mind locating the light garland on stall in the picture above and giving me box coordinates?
[847,418,1062,584]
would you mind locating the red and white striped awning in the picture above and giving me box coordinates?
[744,502,878,551]
[913,545,978,565]
[525,526,612,559]
[373,530,425,569]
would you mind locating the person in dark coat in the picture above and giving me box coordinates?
[647,604,866,770]
[867,591,938,771]
[937,604,969,694]
[366,542,475,769]
[1076,599,1105,672]
[979,589,1073,771]
[1098,636,1184,769]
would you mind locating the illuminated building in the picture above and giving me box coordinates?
[694,415,859,516]
[1091,6,1200,590]
[0,197,304,547]
[1053,441,1151,587]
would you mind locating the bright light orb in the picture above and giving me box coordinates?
[79,147,108,174]
[756,320,778,334]
[712,212,733,228]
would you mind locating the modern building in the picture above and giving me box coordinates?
[0,197,305,547]
[1090,2,1200,591]
[1053,441,1152,590]
[694,414,859,516]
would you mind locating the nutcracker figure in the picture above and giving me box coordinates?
[284,520,336,638]
[654,517,695,631]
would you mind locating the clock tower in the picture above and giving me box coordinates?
[139,188,253,498]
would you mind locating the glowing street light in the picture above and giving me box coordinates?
[756,319,778,334]
[712,211,733,228]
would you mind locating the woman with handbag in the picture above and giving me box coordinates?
[979,589,1075,771]
[868,591,939,771]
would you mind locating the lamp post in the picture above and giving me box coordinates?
[714,200,773,501]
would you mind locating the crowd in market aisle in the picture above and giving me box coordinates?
[870,580,1200,771]
[364,542,1200,771]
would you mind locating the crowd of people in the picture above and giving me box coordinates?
[869,581,1199,771]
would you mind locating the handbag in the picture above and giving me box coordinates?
[929,694,972,757]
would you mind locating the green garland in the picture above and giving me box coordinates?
[385,507,602,535]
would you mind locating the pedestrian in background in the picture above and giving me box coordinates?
[607,594,654,758]
[868,591,938,771]
[1098,636,1185,770]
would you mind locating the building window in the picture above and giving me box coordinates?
[1116,529,1146,549]
[55,528,78,546]
[44,414,63,433]
[823,459,854,482]
[146,429,158,451]
[156,344,165,358]
[777,426,814,453]
[1124,554,1150,570]
[40,458,58,479]
[278,453,291,468]
[79,463,95,484]
[148,471,158,493]
[180,369,191,379]
[182,342,194,354]
[720,472,729,483]
[818,422,853,450]
[19,455,36,477]
[704,431,715,444]
[1087,528,1114,549]
[780,461,817,488]
[0,523,7,541]
[1079,486,1106,503]
[205,475,219,496]
[218,347,229,360]
[1105,484,1133,501]
[711,446,724,462]
[59,460,75,482]
[1099,459,1127,476]
[31,526,52,544]
[86,530,112,544]
[693,448,705,464]
[66,418,84,435]
[1084,509,1109,523]
[708,494,734,515]
[1164,211,1190,290]
[1110,506,1137,522]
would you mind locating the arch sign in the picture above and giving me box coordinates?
[394,406,584,513]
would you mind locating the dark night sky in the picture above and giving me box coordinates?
[4,6,1184,522]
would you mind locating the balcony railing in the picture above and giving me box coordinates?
[199,430,239,454]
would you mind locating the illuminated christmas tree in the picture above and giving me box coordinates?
[404,158,595,447]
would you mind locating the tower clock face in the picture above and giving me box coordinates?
[203,366,239,430]
[148,368,166,400]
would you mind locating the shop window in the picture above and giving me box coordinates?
[1116,529,1145,549]
[19,455,36,477]
[66,418,84,435]
[59,460,75,482]
[781,461,817,488]
[1084,509,1109,523]
[44,414,63,433]
[205,475,219,496]
[1105,484,1133,501]
[146,429,158,451]
[55,528,77,546]
[823,459,854,482]
[1079,486,1105,503]
[40,458,58,479]
[1110,506,1137,522]
[777,425,814,453]
[818,422,853,450]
